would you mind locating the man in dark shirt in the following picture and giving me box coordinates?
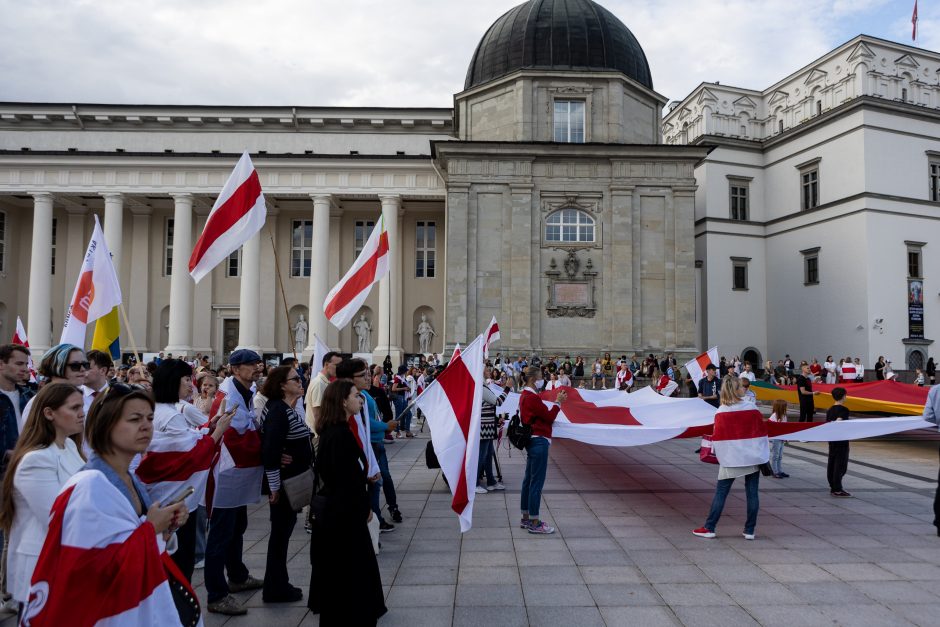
[697,364,720,408]
[825,387,852,497]
[795,363,820,422]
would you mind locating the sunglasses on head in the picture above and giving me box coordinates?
[66,361,91,372]
[101,382,136,400]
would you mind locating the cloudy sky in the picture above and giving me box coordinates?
[0,0,935,107]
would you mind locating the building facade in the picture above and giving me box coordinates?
[664,35,940,370]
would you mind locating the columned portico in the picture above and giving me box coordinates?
[127,202,152,351]
[237,230,262,352]
[375,194,404,364]
[304,194,334,358]
[27,192,54,353]
[165,193,194,353]
[101,192,124,270]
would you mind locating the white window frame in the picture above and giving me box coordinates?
[545,208,596,244]
[906,240,925,279]
[354,220,375,257]
[727,176,751,221]
[929,159,940,202]
[163,217,174,277]
[291,219,313,278]
[797,158,821,211]
[415,220,436,278]
[553,100,586,143]
[801,247,820,285]
[731,256,750,291]
[226,248,241,278]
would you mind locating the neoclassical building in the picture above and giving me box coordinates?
[0,0,707,364]
[664,35,940,370]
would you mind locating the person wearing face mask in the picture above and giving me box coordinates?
[519,366,567,534]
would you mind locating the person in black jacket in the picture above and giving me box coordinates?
[259,366,311,603]
[309,379,387,625]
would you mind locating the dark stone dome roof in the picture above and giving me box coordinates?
[464,0,653,91]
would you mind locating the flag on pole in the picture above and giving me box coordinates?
[416,333,485,532]
[91,307,121,361]
[482,316,500,359]
[913,0,918,40]
[312,333,330,374]
[12,316,36,382]
[189,151,267,283]
[684,346,720,388]
[60,216,122,348]
[324,215,389,329]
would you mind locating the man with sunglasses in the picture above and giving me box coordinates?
[204,349,265,616]
[80,350,113,415]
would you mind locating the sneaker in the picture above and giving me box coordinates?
[493,482,506,491]
[519,518,533,529]
[475,485,488,494]
[485,484,496,492]
[832,491,853,497]
[743,532,756,540]
[263,585,303,603]
[389,507,403,523]
[194,559,205,570]
[405,432,415,438]
[379,520,396,532]
[692,527,716,538]
[778,472,790,478]
[0,599,18,615]
[228,575,263,593]
[208,595,248,615]
[527,521,556,534]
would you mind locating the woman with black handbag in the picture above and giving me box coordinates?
[259,366,311,603]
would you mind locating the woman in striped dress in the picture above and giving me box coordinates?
[476,366,507,493]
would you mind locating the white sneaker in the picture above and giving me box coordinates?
[194,559,205,569]
[0,599,18,615]
[474,485,488,494]
[485,485,496,492]
[493,482,506,491]
[743,533,756,541]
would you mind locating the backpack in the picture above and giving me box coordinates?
[506,410,531,450]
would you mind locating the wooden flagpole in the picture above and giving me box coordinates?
[117,303,141,365]
[267,225,297,363]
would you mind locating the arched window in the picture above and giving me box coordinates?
[545,208,595,243]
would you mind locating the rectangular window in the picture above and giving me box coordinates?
[354,220,375,257]
[0,211,5,273]
[801,247,820,285]
[291,219,313,278]
[731,257,750,291]
[730,185,748,221]
[51,217,58,275]
[163,217,174,276]
[801,169,819,210]
[415,220,436,278]
[553,100,585,143]
[907,241,926,279]
[226,248,241,278]
[930,162,940,202]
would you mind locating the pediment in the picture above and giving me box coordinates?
[895,53,920,68]
[768,90,789,105]
[804,69,827,85]
[847,41,875,61]
[696,88,719,104]
[677,106,692,120]
[663,122,674,133]
[733,96,757,109]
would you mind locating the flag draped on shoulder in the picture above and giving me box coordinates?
[12,317,36,382]
[22,470,195,627]
[189,151,266,283]
[416,334,485,532]
[324,215,389,329]
[60,216,122,348]
[205,377,262,511]
[91,307,121,360]
[710,400,769,467]
[685,346,719,387]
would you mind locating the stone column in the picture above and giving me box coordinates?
[375,194,403,365]
[165,193,194,354]
[100,192,124,271]
[610,185,634,349]
[442,186,469,351]
[127,203,152,351]
[27,193,54,353]
[258,205,277,353]
[509,185,533,351]
[238,230,262,352]
[304,194,333,356]
[191,203,214,354]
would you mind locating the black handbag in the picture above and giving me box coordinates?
[758,462,774,477]
[507,411,532,450]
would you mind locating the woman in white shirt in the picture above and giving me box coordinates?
[0,383,86,608]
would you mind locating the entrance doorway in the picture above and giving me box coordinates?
[223,319,240,358]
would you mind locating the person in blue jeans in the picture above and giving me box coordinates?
[518,366,567,534]
[357,365,402,530]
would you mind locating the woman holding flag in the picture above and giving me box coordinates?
[693,376,769,541]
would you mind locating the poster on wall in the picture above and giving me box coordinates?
[908,279,924,339]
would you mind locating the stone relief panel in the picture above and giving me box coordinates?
[545,250,597,318]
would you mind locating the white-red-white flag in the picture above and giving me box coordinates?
[60,215,122,348]
[913,0,918,40]
[416,334,484,532]
[684,346,719,388]
[482,316,500,359]
[324,215,389,329]
[711,400,769,466]
[189,151,267,283]
[12,316,37,382]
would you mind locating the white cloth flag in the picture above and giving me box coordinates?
[312,333,330,379]
[685,346,720,387]
[12,316,37,382]
[189,151,267,283]
[60,215,122,347]
[417,334,485,532]
[324,215,389,329]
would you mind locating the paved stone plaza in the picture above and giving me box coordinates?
[6,431,936,626]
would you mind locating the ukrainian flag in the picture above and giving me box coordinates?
[92,306,121,361]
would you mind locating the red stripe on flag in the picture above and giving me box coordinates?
[222,428,261,468]
[136,436,216,483]
[324,230,389,319]
[695,353,712,371]
[712,409,768,441]
[435,353,475,515]
[188,171,262,272]
[540,387,641,425]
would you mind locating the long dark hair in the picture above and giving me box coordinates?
[0,383,82,531]
[260,366,293,401]
[152,359,193,403]
[316,380,357,434]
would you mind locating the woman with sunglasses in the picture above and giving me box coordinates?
[23,384,196,626]
[135,359,233,583]
[18,344,87,434]
[258,366,310,603]
[0,383,86,612]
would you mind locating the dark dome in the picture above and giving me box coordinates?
[464,0,653,91]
